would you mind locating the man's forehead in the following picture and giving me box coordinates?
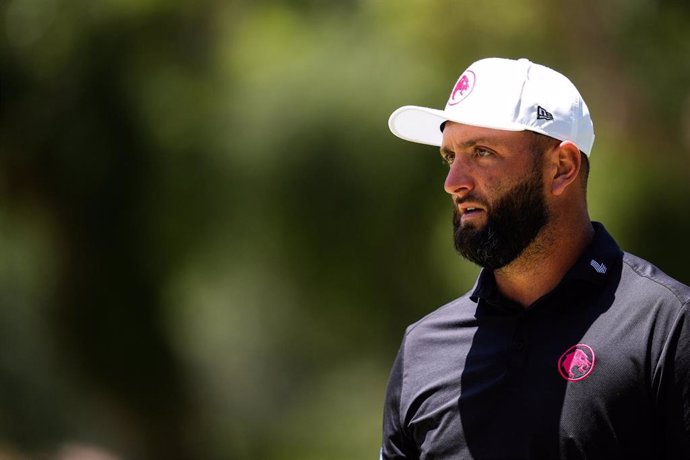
[440,122,532,150]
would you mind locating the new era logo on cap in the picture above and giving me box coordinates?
[537,105,553,121]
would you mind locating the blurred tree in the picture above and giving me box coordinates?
[1,2,224,458]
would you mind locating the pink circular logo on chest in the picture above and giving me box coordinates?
[558,344,595,381]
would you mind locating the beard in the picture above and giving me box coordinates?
[453,167,549,270]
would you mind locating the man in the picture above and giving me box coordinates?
[381,57,690,459]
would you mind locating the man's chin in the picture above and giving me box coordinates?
[453,218,483,242]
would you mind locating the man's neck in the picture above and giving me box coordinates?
[493,220,595,308]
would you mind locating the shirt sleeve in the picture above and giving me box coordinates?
[381,337,418,459]
[655,301,690,458]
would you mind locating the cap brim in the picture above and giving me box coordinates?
[388,105,525,147]
[388,106,448,147]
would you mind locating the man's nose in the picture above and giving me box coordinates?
[444,161,474,196]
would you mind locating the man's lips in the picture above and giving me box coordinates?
[457,202,486,216]
[461,206,483,214]
[460,209,485,223]
[455,200,487,223]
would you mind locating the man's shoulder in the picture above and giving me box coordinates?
[403,291,478,340]
[396,292,479,385]
[620,251,690,307]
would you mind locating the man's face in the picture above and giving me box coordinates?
[440,123,550,270]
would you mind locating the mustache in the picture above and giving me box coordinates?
[454,195,489,208]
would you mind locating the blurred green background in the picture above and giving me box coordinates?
[1,0,689,458]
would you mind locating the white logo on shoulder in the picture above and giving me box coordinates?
[590,259,607,274]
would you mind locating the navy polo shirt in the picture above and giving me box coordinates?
[382,222,690,459]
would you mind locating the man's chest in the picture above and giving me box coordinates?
[401,305,658,459]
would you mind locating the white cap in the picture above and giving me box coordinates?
[388,57,595,155]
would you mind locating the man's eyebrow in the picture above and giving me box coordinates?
[439,138,492,155]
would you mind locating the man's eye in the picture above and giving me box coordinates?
[475,148,492,158]
[442,153,455,166]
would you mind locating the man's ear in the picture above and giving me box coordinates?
[550,141,581,196]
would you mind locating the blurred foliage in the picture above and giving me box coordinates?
[1,0,689,459]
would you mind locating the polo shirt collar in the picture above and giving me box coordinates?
[560,221,622,285]
[470,222,622,307]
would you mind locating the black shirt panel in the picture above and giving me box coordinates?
[381,223,690,459]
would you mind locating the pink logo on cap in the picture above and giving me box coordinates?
[558,344,595,381]
[448,70,475,106]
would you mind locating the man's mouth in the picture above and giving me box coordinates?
[460,205,485,216]
[458,208,485,228]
